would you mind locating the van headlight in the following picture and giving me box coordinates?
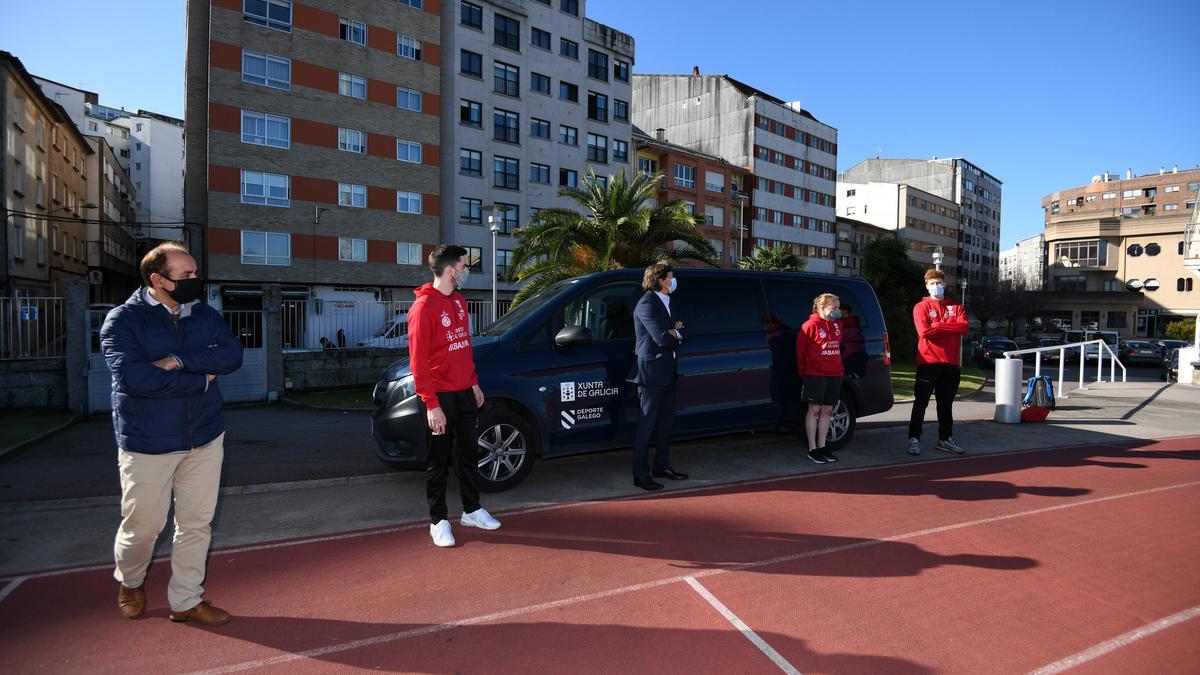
[394,374,416,401]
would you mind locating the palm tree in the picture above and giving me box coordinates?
[508,171,717,304]
[737,245,807,272]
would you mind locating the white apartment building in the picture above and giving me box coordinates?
[837,180,961,286]
[998,233,1044,291]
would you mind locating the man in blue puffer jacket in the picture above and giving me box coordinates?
[100,242,243,626]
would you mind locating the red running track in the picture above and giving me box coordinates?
[1,437,1198,673]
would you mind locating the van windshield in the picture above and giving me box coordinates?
[481,278,581,336]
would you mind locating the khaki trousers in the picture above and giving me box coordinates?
[113,433,224,612]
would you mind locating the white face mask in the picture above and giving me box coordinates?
[928,283,945,298]
[454,268,470,289]
[667,277,677,294]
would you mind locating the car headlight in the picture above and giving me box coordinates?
[394,374,416,401]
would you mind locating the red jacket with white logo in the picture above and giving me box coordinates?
[408,283,477,410]
[913,296,968,366]
[796,313,845,377]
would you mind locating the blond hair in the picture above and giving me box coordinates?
[812,293,839,314]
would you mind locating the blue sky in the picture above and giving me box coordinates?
[4,0,1198,248]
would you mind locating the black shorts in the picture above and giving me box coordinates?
[802,375,842,406]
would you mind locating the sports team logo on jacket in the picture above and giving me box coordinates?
[440,311,452,328]
[454,299,466,321]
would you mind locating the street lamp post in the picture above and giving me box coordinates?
[960,277,969,364]
[483,204,513,325]
[932,245,943,271]
[730,189,749,267]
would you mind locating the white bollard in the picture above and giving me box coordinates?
[1180,346,1199,385]
[994,357,1024,424]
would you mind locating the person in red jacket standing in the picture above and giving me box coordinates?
[796,293,844,465]
[908,269,969,456]
[408,245,501,548]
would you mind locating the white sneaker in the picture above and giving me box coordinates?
[461,508,501,530]
[937,438,966,455]
[907,438,921,455]
[430,520,455,547]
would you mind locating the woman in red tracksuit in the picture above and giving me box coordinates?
[796,293,844,465]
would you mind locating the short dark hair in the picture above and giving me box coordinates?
[429,244,468,276]
[642,262,673,291]
[924,269,946,283]
[139,242,190,286]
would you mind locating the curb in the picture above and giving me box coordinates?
[280,396,373,412]
[0,414,81,462]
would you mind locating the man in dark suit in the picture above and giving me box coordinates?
[627,262,690,491]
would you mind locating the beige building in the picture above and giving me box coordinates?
[3,51,92,296]
[836,180,960,286]
[1041,167,1200,337]
[85,136,139,303]
[834,216,892,278]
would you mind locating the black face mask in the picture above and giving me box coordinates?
[163,276,204,304]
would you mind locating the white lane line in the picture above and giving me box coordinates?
[3,436,1188,583]
[1028,604,1200,674]
[0,576,27,604]
[685,577,801,675]
[185,479,1200,675]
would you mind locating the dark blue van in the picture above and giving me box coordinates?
[371,268,894,491]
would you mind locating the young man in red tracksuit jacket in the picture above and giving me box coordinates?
[908,269,969,456]
[796,293,844,465]
[408,245,501,548]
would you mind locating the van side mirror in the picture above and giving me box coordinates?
[555,325,593,347]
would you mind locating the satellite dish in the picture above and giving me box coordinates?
[1126,279,1143,290]
[1144,278,1160,291]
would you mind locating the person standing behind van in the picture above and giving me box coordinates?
[796,293,844,464]
[408,245,501,547]
[628,262,689,491]
[908,269,969,455]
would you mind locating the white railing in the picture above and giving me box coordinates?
[280,299,511,352]
[1,297,66,360]
[1002,339,1127,399]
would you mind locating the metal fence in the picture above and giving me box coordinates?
[222,310,264,349]
[280,299,512,352]
[1,297,66,360]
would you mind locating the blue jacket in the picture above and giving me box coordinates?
[101,288,244,455]
[627,290,680,387]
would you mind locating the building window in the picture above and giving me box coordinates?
[529,162,550,184]
[397,242,422,265]
[493,205,519,234]
[613,99,628,121]
[397,191,423,214]
[531,27,551,50]
[339,238,367,262]
[1102,278,1121,292]
[530,117,550,139]
[460,149,482,176]
[560,0,578,15]
[396,87,423,111]
[243,0,291,32]
[460,99,482,127]
[1054,240,1106,267]
[460,49,483,77]
[614,60,630,82]
[612,139,628,163]
[559,81,578,102]
[587,134,608,163]
[460,1,482,28]
[494,62,519,96]
[398,0,422,8]
[337,183,367,208]
[397,35,422,60]
[587,50,609,81]
[338,127,367,154]
[339,73,367,99]
[559,125,577,146]
[1145,243,1161,256]
[395,139,423,164]
[460,197,482,224]
[560,38,578,59]
[531,72,551,95]
[494,156,519,189]
[241,231,290,265]
[494,109,519,143]
[1164,203,1179,211]
[240,110,290,148]
[340,18,366,44]
[1055,275,1087,292]
[560,168,578,188]
[242,50,290,90]
[587,91,608,122]
[241,170,289,207]
[637,157,657,175]
[674,163,696,189]
[495,249,514,281]
[463,246,483,272]
[494,13,520,51]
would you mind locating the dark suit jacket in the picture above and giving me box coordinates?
[627,290,680,387]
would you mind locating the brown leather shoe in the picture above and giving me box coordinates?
[118,584,146,619]
[169,600,232,626]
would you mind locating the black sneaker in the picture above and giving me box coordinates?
[807,450,827,464]
[820,449,838,462]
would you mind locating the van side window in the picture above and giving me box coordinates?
[561,283,640,342]
[670,278,767,335]
[763,280,823,330]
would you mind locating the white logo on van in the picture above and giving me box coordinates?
[561,410,575,429]
[560,382,576,402]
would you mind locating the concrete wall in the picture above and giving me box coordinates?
[0,359,66,408]
[283,347,403,391]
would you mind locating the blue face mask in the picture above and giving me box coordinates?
[826,309,844,320]
[668,277,678,294]
[929,283,945,298]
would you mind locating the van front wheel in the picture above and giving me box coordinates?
[825,394,857,451]
[474,403,537,493]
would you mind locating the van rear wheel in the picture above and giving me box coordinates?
[825,394,857,451]
[474,403,537,493]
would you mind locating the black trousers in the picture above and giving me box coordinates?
[426,389,481,524]
[908,364,960,441]
[632,382,677,480]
